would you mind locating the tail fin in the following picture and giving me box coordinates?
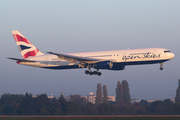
[12,30,44,59]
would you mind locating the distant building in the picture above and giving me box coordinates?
[171,97,175,103]
[85,92,96,104]
[65,96,70,102]
[32,95,37,98]
[32,95,59,99]
[108,96,116,102]
[84,92,115,104]
[33,91,175,104]
[147,100,157,103]
[131,99,176,104]
[131,99,141,103]
[131,99,161,104]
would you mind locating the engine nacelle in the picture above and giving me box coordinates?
[93,61,111,69]
[109,63,125,70]
[93,61,125,70]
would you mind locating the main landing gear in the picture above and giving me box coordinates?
[159,62,164,70]
[85,69,102,76]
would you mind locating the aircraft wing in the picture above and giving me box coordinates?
[47,52,102,63]
[7,57,36,62]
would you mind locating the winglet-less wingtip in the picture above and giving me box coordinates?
[46,52,52,54]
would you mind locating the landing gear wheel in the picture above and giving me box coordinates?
[97,72,102,76]
[85,70,89,74]
[89,72,93,75]
[93,71,97,75]
[84,69,102,76]
[159,67,163,70]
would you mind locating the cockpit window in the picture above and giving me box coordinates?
[164,50,171,53]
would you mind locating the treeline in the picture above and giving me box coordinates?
[1,79,180,115]
[1,93,180,115]
[95,80,131,106]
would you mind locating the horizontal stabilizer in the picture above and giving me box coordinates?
[7,57,36,62]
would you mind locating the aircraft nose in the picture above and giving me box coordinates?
[170,53,175,59]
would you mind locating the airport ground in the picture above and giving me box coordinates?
[1,115,180,120]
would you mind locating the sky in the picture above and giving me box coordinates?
[1,0,180,100]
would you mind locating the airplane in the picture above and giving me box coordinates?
[7,30,175,76]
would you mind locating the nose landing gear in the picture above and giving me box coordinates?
[160,67,163,70]
[159,62,164,70]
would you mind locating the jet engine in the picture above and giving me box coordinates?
[93,61,125,70]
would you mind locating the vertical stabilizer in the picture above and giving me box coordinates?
[12,30,44,59]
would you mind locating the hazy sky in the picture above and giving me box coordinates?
[1,0,180,100]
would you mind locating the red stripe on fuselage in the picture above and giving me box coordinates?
[23,48,39,59]
[13,34,32,44]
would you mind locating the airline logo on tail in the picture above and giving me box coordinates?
[12,30,44,59]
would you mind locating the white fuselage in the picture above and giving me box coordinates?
[18,48,174,70]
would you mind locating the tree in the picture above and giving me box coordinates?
[103,85,108,104]
[34,94,50,115]
[97,103,108,115]
[172,103,180,114]
[18,92,33,115]
[58,94,67,114]
[48,97,59,115]
[139,100,148,108]
[0,93,23,115]
[85,103,99,115]
[122,80,131,105]
[163,99,174,114]
[96,83,102,106]
[175,79,180,103]
[115,81,124,103]
[149,101,165,115]
[70,95,81,102]
[70,95,88,105]
[66,102,80,115]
